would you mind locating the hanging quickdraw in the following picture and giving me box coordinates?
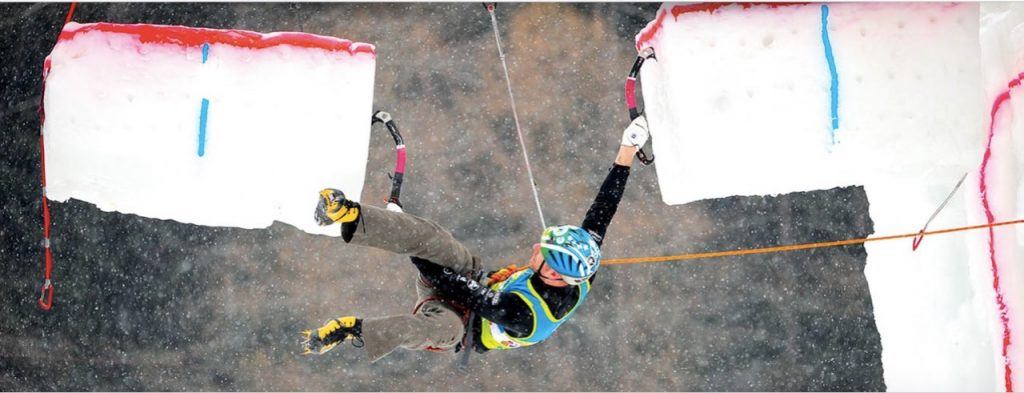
[38,88,55,311]
[911,172,968,251]
[372,110,407,212]
[36,2,78,311]
[625,46,657,165]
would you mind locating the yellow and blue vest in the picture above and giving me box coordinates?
[479,268,590,350]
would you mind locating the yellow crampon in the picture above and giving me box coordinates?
[300,316,363,355]
[315,188,360,226]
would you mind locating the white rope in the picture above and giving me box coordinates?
[487,6,547,229]
[911,172,969,249]
[919,172,969,230]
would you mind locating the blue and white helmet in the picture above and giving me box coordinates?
[539,225,601,285]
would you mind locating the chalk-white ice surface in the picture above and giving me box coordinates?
[636,3,1022,391]
[42,23,376,236]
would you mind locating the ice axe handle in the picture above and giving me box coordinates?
[626,49,656,165]
[373,111,406,207]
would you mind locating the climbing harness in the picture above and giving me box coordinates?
[484,2,547,230]
[372,110,407,212]
[912,172,968,250]
[625,47,656,165]
[36,2,78,311]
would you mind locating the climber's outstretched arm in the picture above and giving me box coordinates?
[581,115,648,247]
[615,144,639,167]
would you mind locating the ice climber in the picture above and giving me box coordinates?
[300,115,650,361]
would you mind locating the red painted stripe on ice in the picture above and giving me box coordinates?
[634,6,668,52]
[982,73,1021,392]
[635,2,807,52]
[58,22,376,56]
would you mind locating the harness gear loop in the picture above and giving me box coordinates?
[911,172,968,251]
[485,2,547,230]
[626,47,657,165]
[487,264,528,284]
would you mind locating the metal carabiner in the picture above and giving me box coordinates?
[911,229,926,251]
[38,279,54,310]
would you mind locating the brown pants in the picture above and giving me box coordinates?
[346,204,481,362]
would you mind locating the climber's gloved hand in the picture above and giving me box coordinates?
[621,114,649,148]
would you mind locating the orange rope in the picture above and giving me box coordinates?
[604,218,1024,266]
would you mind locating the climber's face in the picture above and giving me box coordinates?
[529,243,568,287]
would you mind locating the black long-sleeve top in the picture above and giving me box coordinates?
[411,164,631,348]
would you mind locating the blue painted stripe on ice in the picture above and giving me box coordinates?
[821,4,839,142]
[198,43,210,157]
[198,98,209,157]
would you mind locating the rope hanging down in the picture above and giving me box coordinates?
[37,2,78,311]
[485,3,547,230]
[603,218,1024,266]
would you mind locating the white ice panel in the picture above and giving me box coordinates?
[635,3,1022,390]
[42,23,377,236]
